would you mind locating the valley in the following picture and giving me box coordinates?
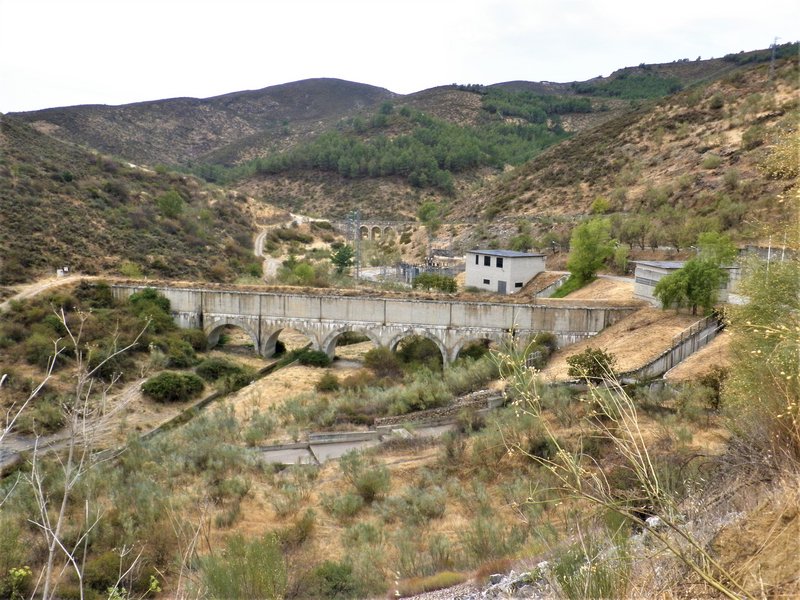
[0,42,798,600]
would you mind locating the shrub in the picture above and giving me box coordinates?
[701,154,722,169]
[119,261,144,278]
[200,534,287,600]
[315,371,340,392]
[458,515,525,565]
[306,561,358,600]
[321,492,365,521]
[340,451,391,504]
[566,347,617,381]
[277,509,316,549]
[708,93,724,109]
[179,328,208,351]
[141,371,204,403]
[457,340,491,361]
[293,349,332,367]
[363,347,404,379]
[165,337,197,368]
[75,281,114,308]
[243,412,276,446]
[412,273,457,293]
[14,394,65,434]
[551,538,630,600]
[196,357,241,381]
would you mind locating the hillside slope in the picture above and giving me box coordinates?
[456,55,798,247]
[0,116,279,285]
[10,78,395,167]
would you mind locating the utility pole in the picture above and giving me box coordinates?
[769,37,780,81]
[349,210,361,280]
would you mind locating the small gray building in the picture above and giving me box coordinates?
[633,260,736,306]
[465,249,546,294]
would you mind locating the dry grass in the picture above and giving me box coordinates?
[540,307,698,381]
[665,330,731,381]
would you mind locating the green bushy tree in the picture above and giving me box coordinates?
[566,218,614,283]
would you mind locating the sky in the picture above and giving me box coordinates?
[1,0,797,113]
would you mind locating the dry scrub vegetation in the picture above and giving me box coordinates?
[2,230,798,599]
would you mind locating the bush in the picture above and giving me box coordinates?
[196,357,242,381]
[200,534,287,600]
[290,348,332,367]
[458,515,525,565]
[179,328,208,351]
[321,492,365,521]
[14,394,65,434]
[412,273,457,293]
[701,154,722,169]
[165,337,197,368]
[306,561,359,600]
[363,347,404,379]
[552,538,630,600]
[141,371,204,403]
[566,347,617,381]
[75,281,114,308]
[340,451,390,504]
[315,371,340,392]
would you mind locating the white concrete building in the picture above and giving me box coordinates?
[465,249,546,294]
[632,260,737,306]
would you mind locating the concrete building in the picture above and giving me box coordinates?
[465,249,546,294]
[633,260,736,306]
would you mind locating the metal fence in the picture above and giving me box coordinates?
[619,315,725,382]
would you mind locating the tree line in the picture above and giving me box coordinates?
[190,100,575,191]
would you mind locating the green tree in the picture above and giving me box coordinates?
[566,218,614,283]
[697,231,737,266]
[156,190,184,218]
[654,258,724,315]
[330,245,355,274]
[566,347,617,381]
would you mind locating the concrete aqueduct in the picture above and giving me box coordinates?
[111,284,636,364]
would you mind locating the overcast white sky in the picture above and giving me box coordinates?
[1,0,797,113]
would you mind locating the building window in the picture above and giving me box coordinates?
[483,279,490,285]
[515,282,523,288]
[496,257,504,268]
[483,256,490,266]
[475,254,479,265]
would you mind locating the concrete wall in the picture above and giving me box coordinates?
[111,284,635,363]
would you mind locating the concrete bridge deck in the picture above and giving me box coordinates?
[110,283,638,364]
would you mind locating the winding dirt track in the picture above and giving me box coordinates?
[0,274,97,313]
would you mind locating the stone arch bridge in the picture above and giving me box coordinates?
[330,220,416,241]
[110,284,635,364]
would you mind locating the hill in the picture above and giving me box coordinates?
[10,78,395,167]
[455,53,798,249]
[3,45,797,283]
[0,115,284,286]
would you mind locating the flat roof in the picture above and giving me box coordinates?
[633,260,737,270]
[468,249,546,258]
[632,260,686,269]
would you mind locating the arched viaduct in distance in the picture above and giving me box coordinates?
[110,284,636,364]
[330,220,415,241]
